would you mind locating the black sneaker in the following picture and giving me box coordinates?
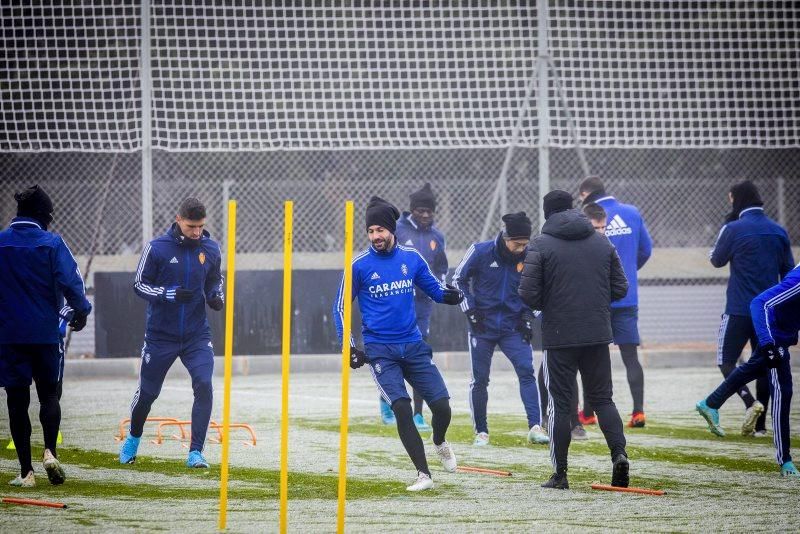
[611,454,630,488]
[541,472,569,490]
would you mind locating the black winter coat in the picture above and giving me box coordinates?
[518,209,629,349]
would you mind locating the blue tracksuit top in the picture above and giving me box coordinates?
[451,233,527,336]
[395,213,449,291]
[595,196,652,308]
[133,224,223,342]
[710,207,794,317]
[334,243,446,345]
[0,217,92,344]
[751,263,800,348]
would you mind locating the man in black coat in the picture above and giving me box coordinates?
[518,190,630,490]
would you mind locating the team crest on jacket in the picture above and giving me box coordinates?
[401,263,408,276]
[198,252,206,265]
[374,363,382,374]
[517,262,523,272]
[430,240,437,250]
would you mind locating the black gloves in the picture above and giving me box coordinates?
[350,346,368,369]
[517,309,535,344]
[69,312,88,332]
[465,309,485,335]
[759,343,784,369]
[441,284,464,305]
[207,293,224,311]
[165,287,195,303]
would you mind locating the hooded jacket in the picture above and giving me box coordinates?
[751,263,800,349]
[518,209,628,349]
[133,224,223,342]
[395,212,448,300]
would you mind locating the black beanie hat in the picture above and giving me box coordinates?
[727,180,763,222]
[543,190,573,220]
[409,182,437,211]
[365,196,400,233]
[15,185,54,229]
[502,212,532,239]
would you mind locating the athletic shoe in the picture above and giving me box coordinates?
[435,441,457,473]
[528,424,550,444]
[119,433,141,464]
[380,398,396,425]
[578,410,597,425]
[627,412,646,428]
[571,424,589,441]
[541,472,569,489]
[695,399,725,437]
[473,432,490,447]
[413,413,432,432]
[406,471,434,491]
[186,450,209,468]
[43,448,65,485]
[611,454,630,488]
[780,461,799,478]
[741,401,765,436]
[753,430,768,438]
[8,471,35,487]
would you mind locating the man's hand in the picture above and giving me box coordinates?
[441,283,464,305]
[465,309,485,335]
[350,346,368,369]
[207,293,224,311]
[517,309,535,344]
[68,313,88,332]
[759,343,784,368]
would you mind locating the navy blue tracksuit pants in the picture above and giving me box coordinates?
[468,331,541,434]
[707,347,793,465]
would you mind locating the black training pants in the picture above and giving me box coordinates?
[543,343,626,474]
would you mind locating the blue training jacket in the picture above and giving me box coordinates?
[451,233,527,336]
[133,224,223,342]
[710,207,794,317]
[334,243,446,345]
[595,196,652,308]
[0,217,92,344]
[751,263,800,348]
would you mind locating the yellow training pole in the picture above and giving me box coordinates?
[219,199,237,531]
[336,201,354,534]
[279,201,293,533]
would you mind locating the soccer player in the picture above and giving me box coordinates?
[333,196,464,491]
[451,212,548,446]
[0,185,91,487]
[696,263,800,477]
[519,190,630,490]
[708,181,793,436]
[119,198,223,468]
[579,176,651,428]
[378,182,449,430]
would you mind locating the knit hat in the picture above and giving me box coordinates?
[409,182,437,211]
[727,180,763,222]
[543,190,574,220]
[501,212,532,239]
[15,185,54,229]
[365,196,400,233]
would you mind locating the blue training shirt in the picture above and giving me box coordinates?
[751,263,800,349]
[334,243,446,345]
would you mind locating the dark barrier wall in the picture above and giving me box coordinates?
[95,270,543,358]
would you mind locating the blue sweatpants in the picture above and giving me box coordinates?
[414,297,434,338]
[468,331,541,434]
[129,336,214,452]
[707,347,793,465]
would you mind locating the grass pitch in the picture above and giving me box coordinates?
[1,365,798,532]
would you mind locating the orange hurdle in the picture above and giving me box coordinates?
[115,417,181,442]
[591,484,665,496]
[209,422,257,447]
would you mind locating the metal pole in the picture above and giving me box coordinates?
[222,179,233,250]
[140,0,153,246]
[537,0,550,229]
[777,176,785,228]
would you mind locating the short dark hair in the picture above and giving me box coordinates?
[178,197,206,220]
[579,175,605,195]
[583,202,607,222]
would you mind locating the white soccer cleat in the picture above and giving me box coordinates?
[9,470,35,488]
[528,424,550,444]
[473,432,490,447]
[406,471,434,491]
[43,448,66,485]
[742,401,765,436]
[435,441,457,473]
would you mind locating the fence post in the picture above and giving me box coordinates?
[777,176,785,228]
[140,0,153,247]
[537,0,550,229]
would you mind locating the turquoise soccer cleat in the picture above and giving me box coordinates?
[695,399,725,437]
[413,413,431,432]
[186,450,209,469]
[380,398,396,425]
[781,461,799,478]
[119,433,141,464]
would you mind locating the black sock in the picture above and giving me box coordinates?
[412,388,424,416]
[755,372,770,431]
[428,397,451,446]
[719,362,755,407]
[35,380,61,455]
[619,344,645,413]
[6,386,34,477]
[392,399,430,476]
[129,389,158,438]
